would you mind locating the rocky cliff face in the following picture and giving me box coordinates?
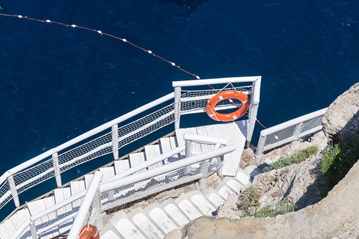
[322,83,359,143]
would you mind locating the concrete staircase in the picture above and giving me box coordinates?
[0,123,254,239]
[100,167,252,239]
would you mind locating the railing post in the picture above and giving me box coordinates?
[112,124,119,160]
[8,175,20,207]
[174,86,181,130]
[292,122,303,141]
[255,130,267,165]
[246,77,261,147]
[52,152,62,187]
[185,140,192,158]
[30,221,37,239]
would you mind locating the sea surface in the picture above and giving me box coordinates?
[0,0,358,176]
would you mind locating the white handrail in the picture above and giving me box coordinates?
[100,144,236,193]
[103,145,186,183]
[183,133,228,145]
[0,92,174,185]
[68,171,103,239]
[259,108,327,136]
[172,76,261,87]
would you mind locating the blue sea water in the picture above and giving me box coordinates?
[0,0,358,176]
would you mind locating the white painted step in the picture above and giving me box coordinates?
[235,168,251,186]
[70,180,85,196]
[9,208,30,229]
[175,194,203,221]
[224,177,244,194]
[145,201,178,234]
[1,219,16,239]
[100,166,115,181]
[85,174,94,188]
[145,144,162,169]
[129,208,164,239]
[186,191,216,216]
[114,159,130,174]
[102,230,122,239]
[70,181,85,209]
[54,187,74,233]
[216,183,235,200]
[129,152,146,169]
[0,223,11,239]
[161,199,189,227]
[111,211,146,239]
[206,189,225,208]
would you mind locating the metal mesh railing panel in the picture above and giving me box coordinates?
[301,115,323,133]
[59,133,113,173]
[180,86,252,113]
[117,103,175,148]
[0,180,12,210]
[13,159,55,195]
[101,157,221,211]
[264,124,298,147]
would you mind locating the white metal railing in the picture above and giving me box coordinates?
[0,76,258,215]
[11,137,233,238]
[173,76,261,147]
[255,108,328,163]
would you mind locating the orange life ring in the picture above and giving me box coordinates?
[79,225,100,239]
[205,90,250,122]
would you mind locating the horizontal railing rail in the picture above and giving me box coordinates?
[255,108,328,163]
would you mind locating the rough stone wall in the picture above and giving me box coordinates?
[182,158,359,239]
[322,82,359,143]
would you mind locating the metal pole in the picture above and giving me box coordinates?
[174,86,181,130]
[8,175,19,207]
[52,152,62,187]
[111,124,119,160]
[67,171,103,239]
[255,130,267,165]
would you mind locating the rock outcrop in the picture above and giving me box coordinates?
[322,83,359,143]
[182,158,359,239]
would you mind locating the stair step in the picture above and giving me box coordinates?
[129,208,164,239]
[85,174,94,188]
[175,194,203,221]
[54,187,74,233]
[9,208,30,229]
[70,180,85,196]
[2,219,16,239]
[102,230,122,239]
[145,145,162,169]
[216,183,235,200]
[129,152,146,169]
[112,211,146,239]
[0,223,11,239]
[100,166,115,181]
[224,177,244,194]
[161,199,189,227]
[145,202,177,234]
[206,189,225,208]
[114,159,130,174]
[175,128,186,146]
[186,191,216,216]
[235,168,251,186]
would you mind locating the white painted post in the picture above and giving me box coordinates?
[185,140,192,158]
[8,175,19,207]
[293,122,303,141]
[246,77,261,147]
[30,221,37,239]
[174,86,181,130]
[255,130,267,164]
[112,124,119,160]
[67,171,103,239]
[52,152,62,187]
